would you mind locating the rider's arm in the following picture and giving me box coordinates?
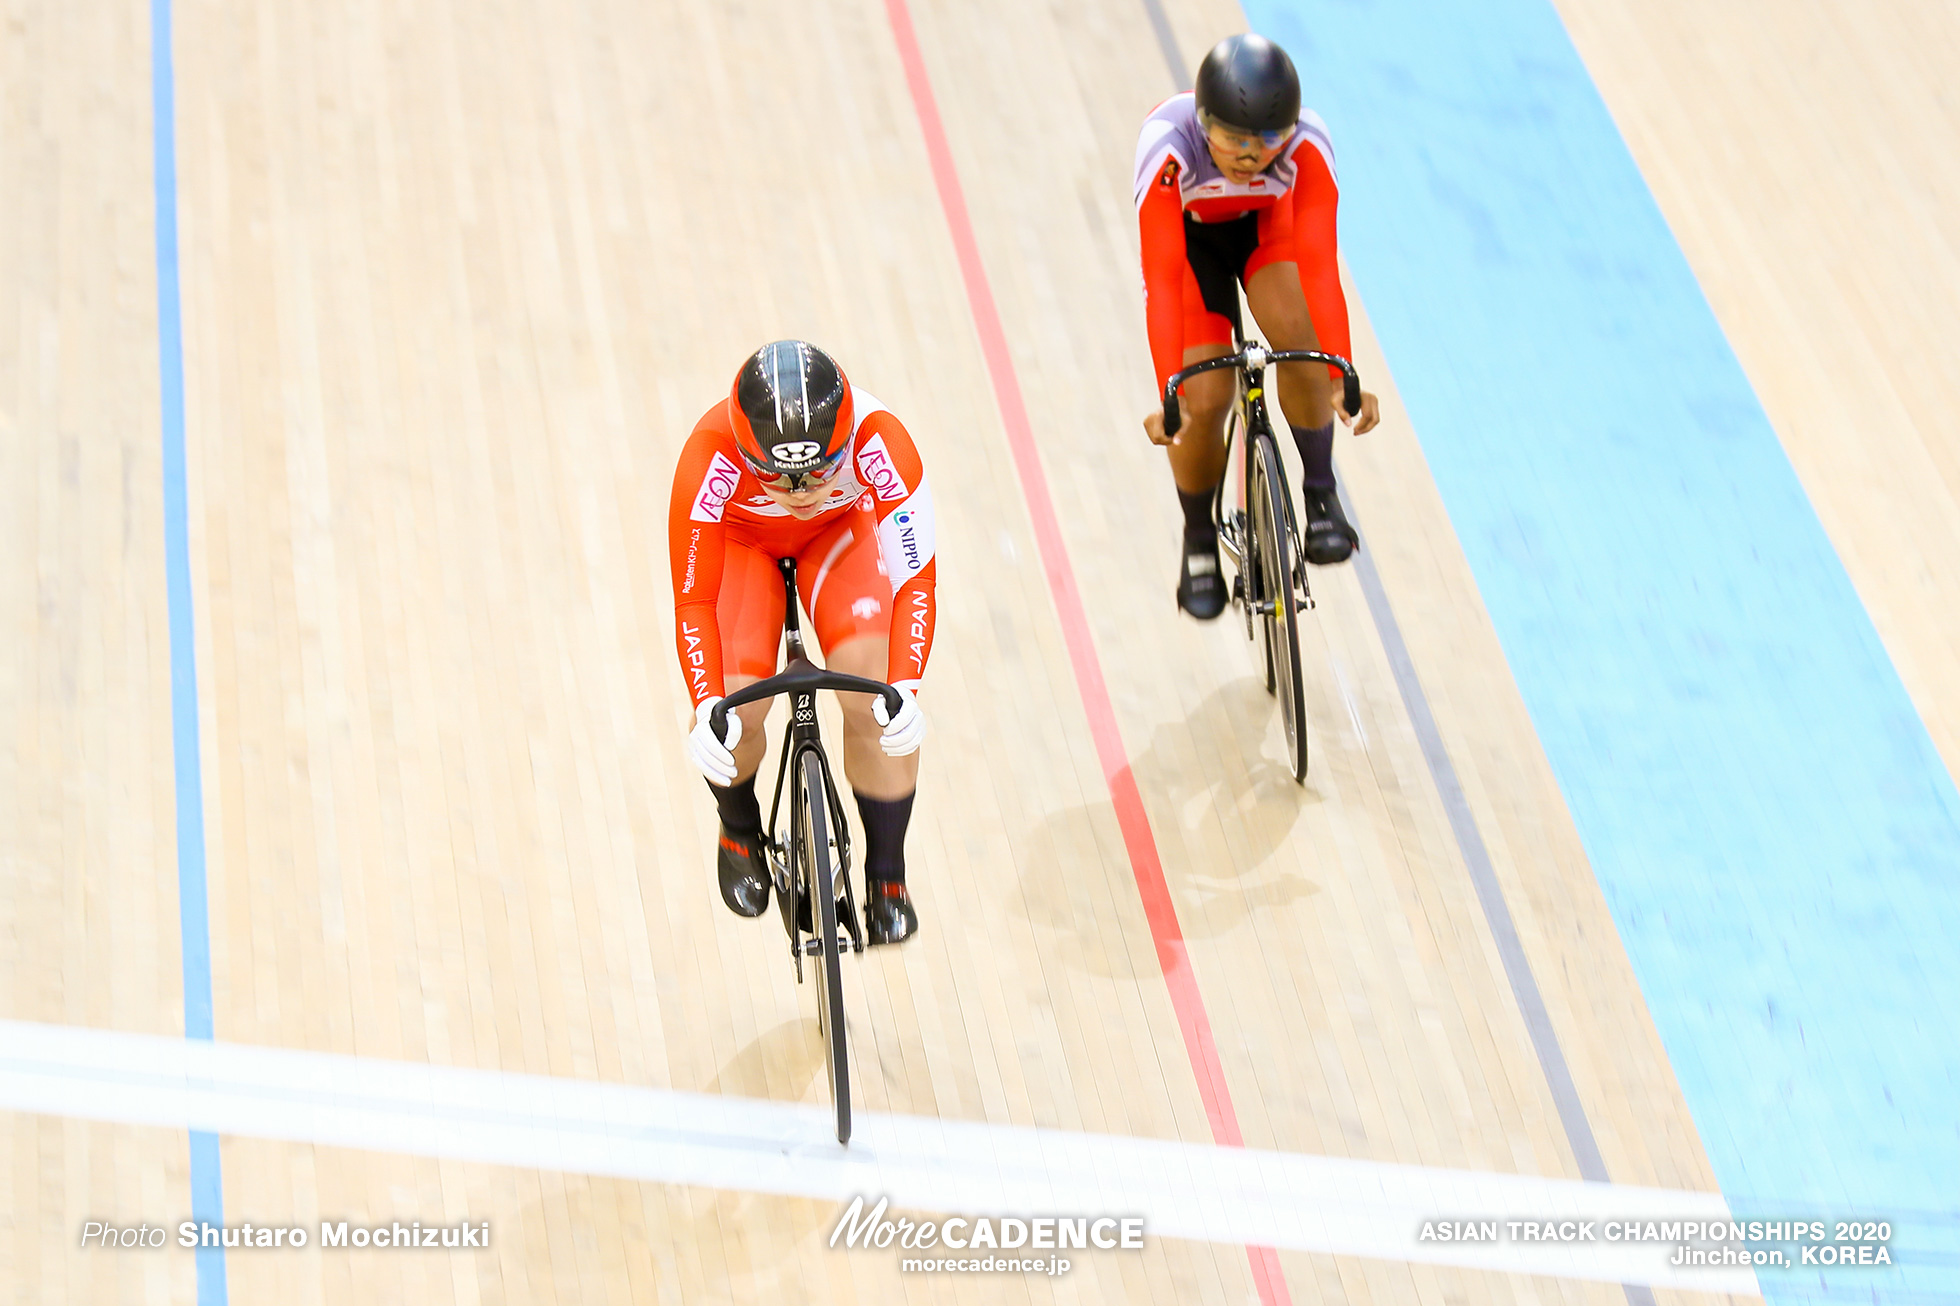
[853,411,938,692]
[1289,143,1354,379]
[1138,158,1191,394]
[668,429,737,708]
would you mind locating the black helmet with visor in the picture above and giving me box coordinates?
[728,340,855,492]
[1194,34,1301,150]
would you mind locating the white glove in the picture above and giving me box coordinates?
[687,697,743,786]
[871,685,926,757]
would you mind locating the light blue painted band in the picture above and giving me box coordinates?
[1243,0,1959,1300]
[151,0,229,1298]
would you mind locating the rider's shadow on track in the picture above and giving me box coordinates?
[707,1016,828,1102]
[640,1022,835,1300]
[1011,678,1325,980]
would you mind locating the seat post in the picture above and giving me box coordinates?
[778,557,809,662]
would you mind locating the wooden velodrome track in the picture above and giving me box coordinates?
[3,0,1954,1301]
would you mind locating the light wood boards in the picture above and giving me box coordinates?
[1552,0,1960,785]
[1,1,199,1299]
[19,0,1939,1298]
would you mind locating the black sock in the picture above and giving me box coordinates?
[1290,422,1336,490]
[855,791,916,884]
[707,777,762,838]
[1176,485,1218,541]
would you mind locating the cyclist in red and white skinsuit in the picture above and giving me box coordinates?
[1135,34,1381,619]
[670,340,934,945]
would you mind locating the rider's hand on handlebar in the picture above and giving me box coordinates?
[1143,405,1177,447]
[1338,389,1382,435]
[872,684,926,757]
[687,697,743,786]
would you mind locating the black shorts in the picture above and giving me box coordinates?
[1182,213,1261,343]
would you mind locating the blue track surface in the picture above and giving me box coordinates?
[1240,0,1960,1299]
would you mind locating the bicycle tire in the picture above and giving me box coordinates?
[799,748,852,1144]
[1252,436,1309,782]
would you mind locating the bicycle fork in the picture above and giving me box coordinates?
[1217,426,1316,618]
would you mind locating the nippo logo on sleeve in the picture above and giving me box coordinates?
[876,481,936,591]
[855,434,910,502]
[690,450,743,522]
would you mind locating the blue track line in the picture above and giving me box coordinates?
[1243,0,1960,1300]
[151,0,229,1298]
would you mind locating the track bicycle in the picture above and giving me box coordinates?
[1162,342,1362,782]
[710,557,903,1146]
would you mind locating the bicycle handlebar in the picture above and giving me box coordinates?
[709,662,904,742]
[1161,348,1361,438]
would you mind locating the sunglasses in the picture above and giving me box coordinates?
[746,449,848,493]
[1200,114,1293,153]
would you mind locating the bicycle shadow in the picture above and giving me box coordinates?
[704,1015,827,1101]
[663,1019,839,1300]
[1012,678,1324,979]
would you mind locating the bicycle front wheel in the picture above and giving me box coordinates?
[1251,436,1309,782]
[797,748,852,1144]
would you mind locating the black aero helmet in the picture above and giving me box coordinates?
[1194,33,1300,133]
[729,340,855,486]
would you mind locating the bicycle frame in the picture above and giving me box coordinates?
[764,633,864,962]
[1219,355,1297,616]
[711,558,904,964]
[1163,341,1361,613]
[1161,341,1361,782]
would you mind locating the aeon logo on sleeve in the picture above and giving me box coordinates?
[855,434,910,502]
[690,451,743,523]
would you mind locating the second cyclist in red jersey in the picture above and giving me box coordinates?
[1134,33,1381,619]
[669,340,936,945]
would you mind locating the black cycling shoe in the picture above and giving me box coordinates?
[1176,531,1228,620]
[716,825,770,918]
[1300,486,1359,565]
[864,881,919,946]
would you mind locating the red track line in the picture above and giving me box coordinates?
[880,3,1289,1301]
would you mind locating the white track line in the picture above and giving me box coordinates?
[0,1020,1758,1293]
